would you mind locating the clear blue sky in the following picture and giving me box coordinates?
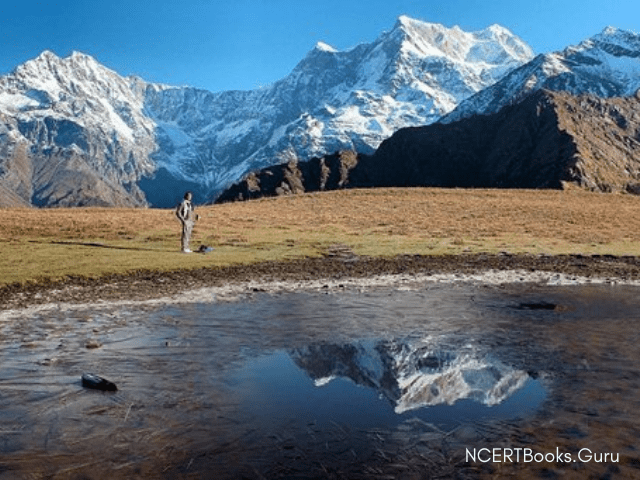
[1,0,638,92]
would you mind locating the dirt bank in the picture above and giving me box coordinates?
[3,252,640,311]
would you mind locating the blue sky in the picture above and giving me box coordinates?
[1,0,638,92]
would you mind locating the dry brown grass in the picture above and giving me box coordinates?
[2,187,640,286]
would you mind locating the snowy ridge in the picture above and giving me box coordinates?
[443,26,640,123]
[2,51,158,143]
[0,16,533,206]
[393,344,529,412]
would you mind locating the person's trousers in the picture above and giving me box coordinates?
[181,220,194,251]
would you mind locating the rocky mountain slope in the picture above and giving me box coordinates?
[443,26,640,123]
[0,16,533,207]
[0,52,159,207]
[217,89,640,201]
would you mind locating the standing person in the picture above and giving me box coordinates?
[176,191,198,253]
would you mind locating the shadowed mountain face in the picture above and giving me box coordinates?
[351,90,576,190]
[217,90,640,202]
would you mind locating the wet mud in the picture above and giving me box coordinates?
[3,252,640,310]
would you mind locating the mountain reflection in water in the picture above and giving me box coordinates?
[291,339,531,412]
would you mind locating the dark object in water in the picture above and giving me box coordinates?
[517,302,558,311]
[81,373,118,392]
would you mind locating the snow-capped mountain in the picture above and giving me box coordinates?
[0,16,533,207]
[443,26,640,123]
[0,51,161,206]
[144,16,533,205]
[291,337,531,414]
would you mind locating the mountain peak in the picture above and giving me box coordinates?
[394,14,453,32]
[396,15,431,29]
[69,50,99,63]
[21,49,104,75]
[392,15,449,40]
[590,26,640,52]
[390,15,531,59]
[26,50,62,68]
[393,15,517,42]
[396,14,412,25]
[477,23,513,39]
[314,41,337,53]
[15,50,62,79]
[592,25,639,41]
[37,49,60,60]
[602,26,621,36]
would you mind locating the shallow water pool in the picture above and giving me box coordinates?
[1,282,639,478]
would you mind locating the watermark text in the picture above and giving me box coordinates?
[466,447,619,464]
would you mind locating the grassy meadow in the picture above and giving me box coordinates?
[3,187,640,287]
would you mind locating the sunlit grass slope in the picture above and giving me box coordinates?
[2,187,640,286]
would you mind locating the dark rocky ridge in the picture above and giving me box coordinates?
[216,90,640,202]
[216,151,360,202]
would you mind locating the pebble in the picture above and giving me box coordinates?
[85,339,103,349]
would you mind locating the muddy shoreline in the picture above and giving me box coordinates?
[4,252,640,311]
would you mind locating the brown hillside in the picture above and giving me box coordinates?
[554,89,640,192]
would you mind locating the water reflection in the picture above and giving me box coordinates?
[232,339,545,434]
[1,283,640,478]
[291,338,533,412]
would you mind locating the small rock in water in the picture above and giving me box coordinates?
[85,339,102,349]
[517,302,558,311]
[81,373,118,392]
[38,358,59,366]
